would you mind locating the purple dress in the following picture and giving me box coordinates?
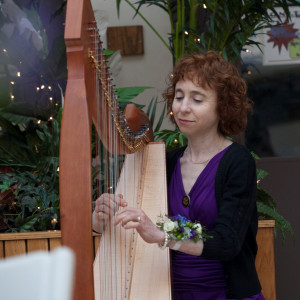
[168,147,265,300]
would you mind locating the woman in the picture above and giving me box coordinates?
[93,51,265,299]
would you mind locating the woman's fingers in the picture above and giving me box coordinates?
[93,193,128,233]
[114,207,142,226]
[95,193,127,216]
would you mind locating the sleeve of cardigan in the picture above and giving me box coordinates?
[201,146,257,261]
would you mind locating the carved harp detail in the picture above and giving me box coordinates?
[60,1,171,299]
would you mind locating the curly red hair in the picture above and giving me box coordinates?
[163,51,253,136]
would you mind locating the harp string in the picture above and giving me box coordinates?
[89,20,131,299]
[89,18,150,299]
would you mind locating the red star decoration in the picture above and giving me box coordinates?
[267,22,299,54]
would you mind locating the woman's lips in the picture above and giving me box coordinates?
[178,118,193,125]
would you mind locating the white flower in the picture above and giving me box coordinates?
[174,220,179,228]
[193,223,202,234]
[164,219,175,232]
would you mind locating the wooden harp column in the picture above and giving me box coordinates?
[60,1,170,300]
[59,0,95,299]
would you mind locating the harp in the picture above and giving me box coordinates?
[59,1,171,299]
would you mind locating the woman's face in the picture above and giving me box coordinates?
[172,79,219,138]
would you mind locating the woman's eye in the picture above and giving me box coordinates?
[175,96,183,100]
[193,98,203,103]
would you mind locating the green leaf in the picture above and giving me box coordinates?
[115,86,153,102]
[154,102,166,133]
[146,97,154,117]
[257,168,269,181]
[257,202,294,245]
[148,97,157,126]
[222,47,228,61]
[0,181,11,193]
[104,49,116,60]
[19,216,38,232]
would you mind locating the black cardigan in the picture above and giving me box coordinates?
[166,142,262,299]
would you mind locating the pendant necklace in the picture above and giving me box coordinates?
[182,140,225,207]
[182,195,190,207]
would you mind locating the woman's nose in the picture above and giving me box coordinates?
[180,98,191,112]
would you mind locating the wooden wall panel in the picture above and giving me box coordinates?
[107,26,144,56]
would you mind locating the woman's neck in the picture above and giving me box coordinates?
[185,134,230,164]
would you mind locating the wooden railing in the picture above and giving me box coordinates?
[0,231,100,259]
[0,220,275,300]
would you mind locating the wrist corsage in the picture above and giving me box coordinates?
[156,214,212,249]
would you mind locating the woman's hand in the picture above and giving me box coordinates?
[114,207,165,245]
[92,193,127,233]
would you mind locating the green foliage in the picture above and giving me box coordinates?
[155,128,187,151]
[257,201,294,245]
[0,107,61,232]
[254,153,295,243]
[117,0,300,63]
[116,86,153,109]
[146,96,166,133]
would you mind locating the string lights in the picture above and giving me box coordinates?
[35,77,57,121]
[2,48,59,121]
[51,218,58,225]
[244,48,254,76]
